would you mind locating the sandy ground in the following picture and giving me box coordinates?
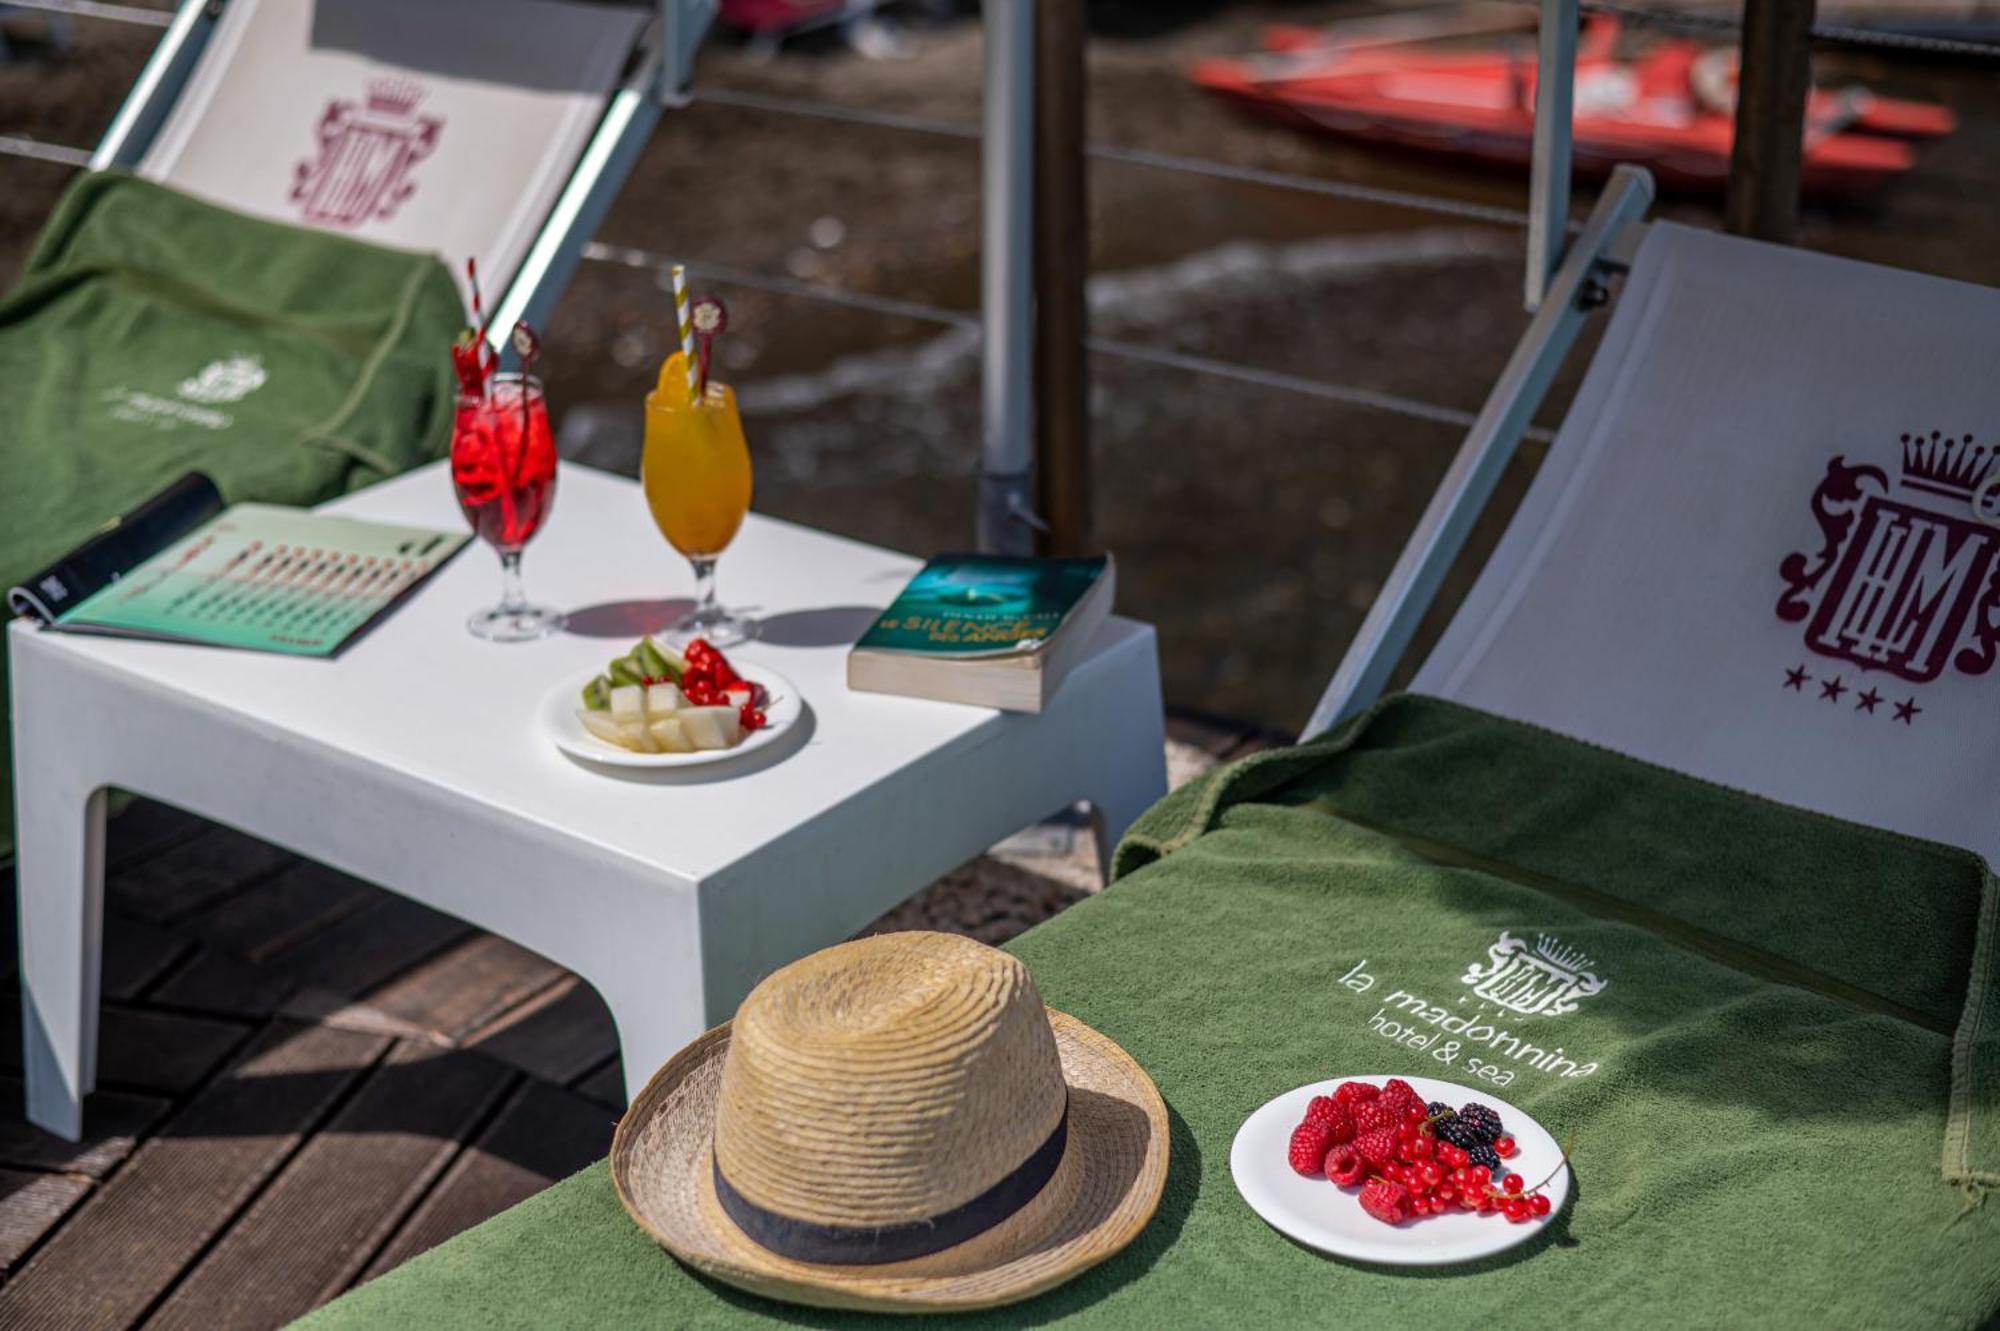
[3,1,1995,729]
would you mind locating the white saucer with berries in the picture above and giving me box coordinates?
[1230,1073,1570,1267]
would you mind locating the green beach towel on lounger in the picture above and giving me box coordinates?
[0,170,464,858]
[301,695,2000,1330]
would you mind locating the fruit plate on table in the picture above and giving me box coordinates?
[1230,1074,1569,1267]
[540,656,802,770]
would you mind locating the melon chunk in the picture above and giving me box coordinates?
[648,716,695,753]
[645,682,686,715]
[679,705,743,751]
[609,684,644,720]
[578,710,626,748]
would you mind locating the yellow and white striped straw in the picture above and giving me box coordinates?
[670,263,700,400]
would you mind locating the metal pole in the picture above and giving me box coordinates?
[659,0,718,105]
[1524,0,1577,311]
[1726,0,1816,242]
[980,0,1037,556]
[1033,0,1090,556]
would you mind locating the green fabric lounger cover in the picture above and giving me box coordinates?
[1,171,463,857]
[301,696,2000,1329]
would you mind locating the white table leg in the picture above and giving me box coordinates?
[16,778,108,1142]
[1082,646,1169,878]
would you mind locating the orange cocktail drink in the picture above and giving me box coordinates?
[642,351,756,644]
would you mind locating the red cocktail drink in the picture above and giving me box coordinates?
[451,373,564,641]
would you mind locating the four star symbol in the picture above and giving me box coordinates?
[1782,664,1925,727]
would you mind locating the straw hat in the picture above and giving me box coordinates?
[612,931,1169,1314]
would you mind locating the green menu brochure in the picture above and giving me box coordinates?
[8,474,466,657]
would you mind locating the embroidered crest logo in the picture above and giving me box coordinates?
[1776,433,2000,684]
[1461,932,1607,1018]
[291,78,442,228]
[178,355,266,405]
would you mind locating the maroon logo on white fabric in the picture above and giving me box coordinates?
[291,78,441,228]
[1776,432,2000,686]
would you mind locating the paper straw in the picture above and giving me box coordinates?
[670,264,700,399]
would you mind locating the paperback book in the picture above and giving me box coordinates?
[848,553,1114,712]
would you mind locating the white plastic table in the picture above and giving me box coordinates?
[11,462,1166,1140]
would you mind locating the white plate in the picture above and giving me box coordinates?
[539,660,803,769]
[1229,1074,1569,1267]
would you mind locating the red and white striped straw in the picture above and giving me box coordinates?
[670,264,700,399]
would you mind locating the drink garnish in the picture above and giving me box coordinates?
[669,263,700,402]
[690,295,728,397]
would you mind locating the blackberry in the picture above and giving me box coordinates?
[1454,1103,1504,1144]
[1434,1117,1486,1151]
[1426,1101,1454,1119]
[1467,1143,1503,1173]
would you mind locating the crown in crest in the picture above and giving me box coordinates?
[1900,430,1995,504]
[366,78,425,116]
[1533,934,1598,976]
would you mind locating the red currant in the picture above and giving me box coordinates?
[1530,1193,1552,1217]
[1405,1136,1432,1160]
[1467,1166,1491,1190]
[1506,1202,1531,1224]
[1418,1162,1443,1189]
[1435,1183,1455,1204]
[1502,1173,1524,1195]
[1494,1135,1517,1159]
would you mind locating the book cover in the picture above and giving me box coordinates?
[855,554,1110,658]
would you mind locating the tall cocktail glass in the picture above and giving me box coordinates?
[642,352,755,645]
[451,372,564,641]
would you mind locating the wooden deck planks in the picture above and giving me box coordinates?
[463,974,620,1086]
[0,1021,388,1331]
[0,1078,169,1178]
[108,826,297,925]
[179,860,379,964]
[0,1167,92,1272]
[0,1000,250,1095]
[360,1078,617,1282]
[361,933,567,1044]
[145,1042,515,1331]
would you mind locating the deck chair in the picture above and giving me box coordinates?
[1308,163,2000,869]
[92,0,682,346]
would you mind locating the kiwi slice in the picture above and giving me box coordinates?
[632,637,680,683]
[580,676,612,712]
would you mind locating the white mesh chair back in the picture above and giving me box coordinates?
[1414,221,2000,863]
[138,0,647,300]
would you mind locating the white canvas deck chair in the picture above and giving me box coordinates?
[91,0,716,349]
[1309,162,2000,867]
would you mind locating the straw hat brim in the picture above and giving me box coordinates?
[612,1009,1170,1314]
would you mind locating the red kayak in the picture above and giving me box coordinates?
[1191,18,1956,196]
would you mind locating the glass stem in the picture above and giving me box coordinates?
[498,549,528,615]
[689,556,719,621]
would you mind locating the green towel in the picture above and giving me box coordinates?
[1,171,463,857]
[301,696,2000,1330]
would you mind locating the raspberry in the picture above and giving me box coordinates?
[1381,1078,1422,1115]
[1351,1100,1401,1134]
[1359,1177,1411,1225]
[1453,1103,1504,1144]
[1333,1081,1379,1107]
[1354,1126,1399,1169]
[1287,1121,1333,1175]
[1325,1145,1366,1186]
[1303,1095,1353,1143]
